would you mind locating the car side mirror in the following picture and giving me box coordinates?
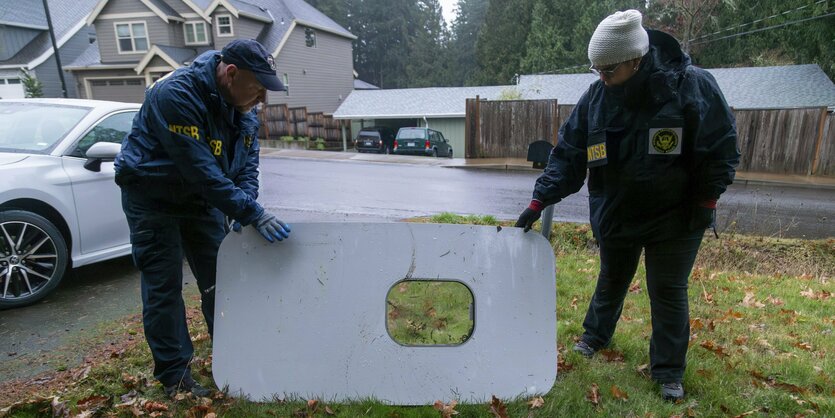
[83,142,122,172]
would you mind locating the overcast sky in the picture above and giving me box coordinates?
[439,0,457,24]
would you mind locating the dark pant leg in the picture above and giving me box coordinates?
[644,235,703,383]
[122,191,193,387]
[181,208,226,337]
[580,243,643,349]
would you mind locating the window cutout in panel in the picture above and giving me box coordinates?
[386,280,474,346]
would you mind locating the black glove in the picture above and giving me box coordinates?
[689,200,716,231]
[253,211,291,243]
[515,199,545,232]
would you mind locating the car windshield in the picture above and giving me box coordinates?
[397,129,425,139]
[359,133,380,140]
[0,102,91,154]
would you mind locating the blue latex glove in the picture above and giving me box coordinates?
[253,211,291,243]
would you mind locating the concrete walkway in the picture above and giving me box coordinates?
[260,148,835,190]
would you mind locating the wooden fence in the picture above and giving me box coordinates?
[258,103,350,149]
[465,98,834,177]
[465,98,563,158]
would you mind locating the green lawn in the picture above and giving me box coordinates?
[2,214,832,417]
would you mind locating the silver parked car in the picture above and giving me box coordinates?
[0,99,140,308]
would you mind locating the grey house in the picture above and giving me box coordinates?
[334,64,835,157]
[0,0,99,99]
[65,0,355,113]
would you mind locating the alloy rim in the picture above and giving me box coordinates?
[0,221,59,301]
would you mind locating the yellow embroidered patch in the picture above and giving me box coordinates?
[587,142,607,162]
[209,139,223,156]
[168,124,200,140]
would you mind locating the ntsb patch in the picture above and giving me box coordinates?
[648,127,682,154]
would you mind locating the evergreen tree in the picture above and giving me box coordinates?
[406,0,451,87]
[448,0,489,85]
[20,69,43,98]
[520,0,567,73]
[474,0,534,85]
[306,0,351,29]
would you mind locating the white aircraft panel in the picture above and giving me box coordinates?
[213,222,556,404]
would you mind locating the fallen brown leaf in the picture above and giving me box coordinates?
[793,342,813,351]
[741,292,765,308]
[527,396,545,409]
[144,401,169,413]
[325,405,335,415]
[611,385,629,400]
[586,383,600,406]
[76,395,109,411]
[488,395,508,418]
[599,349,625,362]
[432,400,458,418]
[570,296,578,310]
[629,280,642,293]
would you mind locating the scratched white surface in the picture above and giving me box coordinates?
[213,222,557,404]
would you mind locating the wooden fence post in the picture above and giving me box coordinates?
[811,107,828,175]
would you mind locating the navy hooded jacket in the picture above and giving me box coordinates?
[533,30,740,246]
[115,50,264,226]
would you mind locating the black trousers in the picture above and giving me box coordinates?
[580,234,703,383]
[121,190,226,387]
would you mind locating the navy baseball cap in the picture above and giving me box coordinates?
[221,39,286,91]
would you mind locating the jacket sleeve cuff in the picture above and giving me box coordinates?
[698,198,718,209]
[528,199,545,212]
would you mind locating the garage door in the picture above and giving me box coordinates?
[0,77,24,99]
[89,78,146,103]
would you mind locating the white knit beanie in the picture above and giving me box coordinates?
[588,10,649,67]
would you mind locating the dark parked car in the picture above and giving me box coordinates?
[393,127,453,158]
[355,126,395,154]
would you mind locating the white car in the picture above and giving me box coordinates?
[0,98,140,308]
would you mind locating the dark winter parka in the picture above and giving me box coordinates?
[533,30,740,246]
[114,51,264,225]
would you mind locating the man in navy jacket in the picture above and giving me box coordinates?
[116,39,290,397]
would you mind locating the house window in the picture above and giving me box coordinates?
[283,73,290,96]
[0,79,6,84]
[185,21,208,45]
[7,78,20,84]
[305,28,317,48]
[216,14,233,37]
[115,22,148,53]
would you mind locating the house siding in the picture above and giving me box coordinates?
[209,7,264,51]
[96,0,183,63]
[0,26,42,61]
[32,27,93,98]
[269,26,353,114]
[147,56,173,68]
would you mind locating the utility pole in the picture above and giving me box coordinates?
[42,0,68,98]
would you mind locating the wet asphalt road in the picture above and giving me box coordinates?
[1,156,833,383]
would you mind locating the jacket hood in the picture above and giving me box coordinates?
[646,29,690,72]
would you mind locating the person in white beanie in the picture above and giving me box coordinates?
[516,9,740,402]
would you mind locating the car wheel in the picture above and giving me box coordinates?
[0,210,69,309]
[447,148,454,159]
[431,148,438,158]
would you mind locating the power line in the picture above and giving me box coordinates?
[691,10,835,45]
[690,0,829,42]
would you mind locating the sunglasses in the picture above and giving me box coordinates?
[589,61,624,78]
